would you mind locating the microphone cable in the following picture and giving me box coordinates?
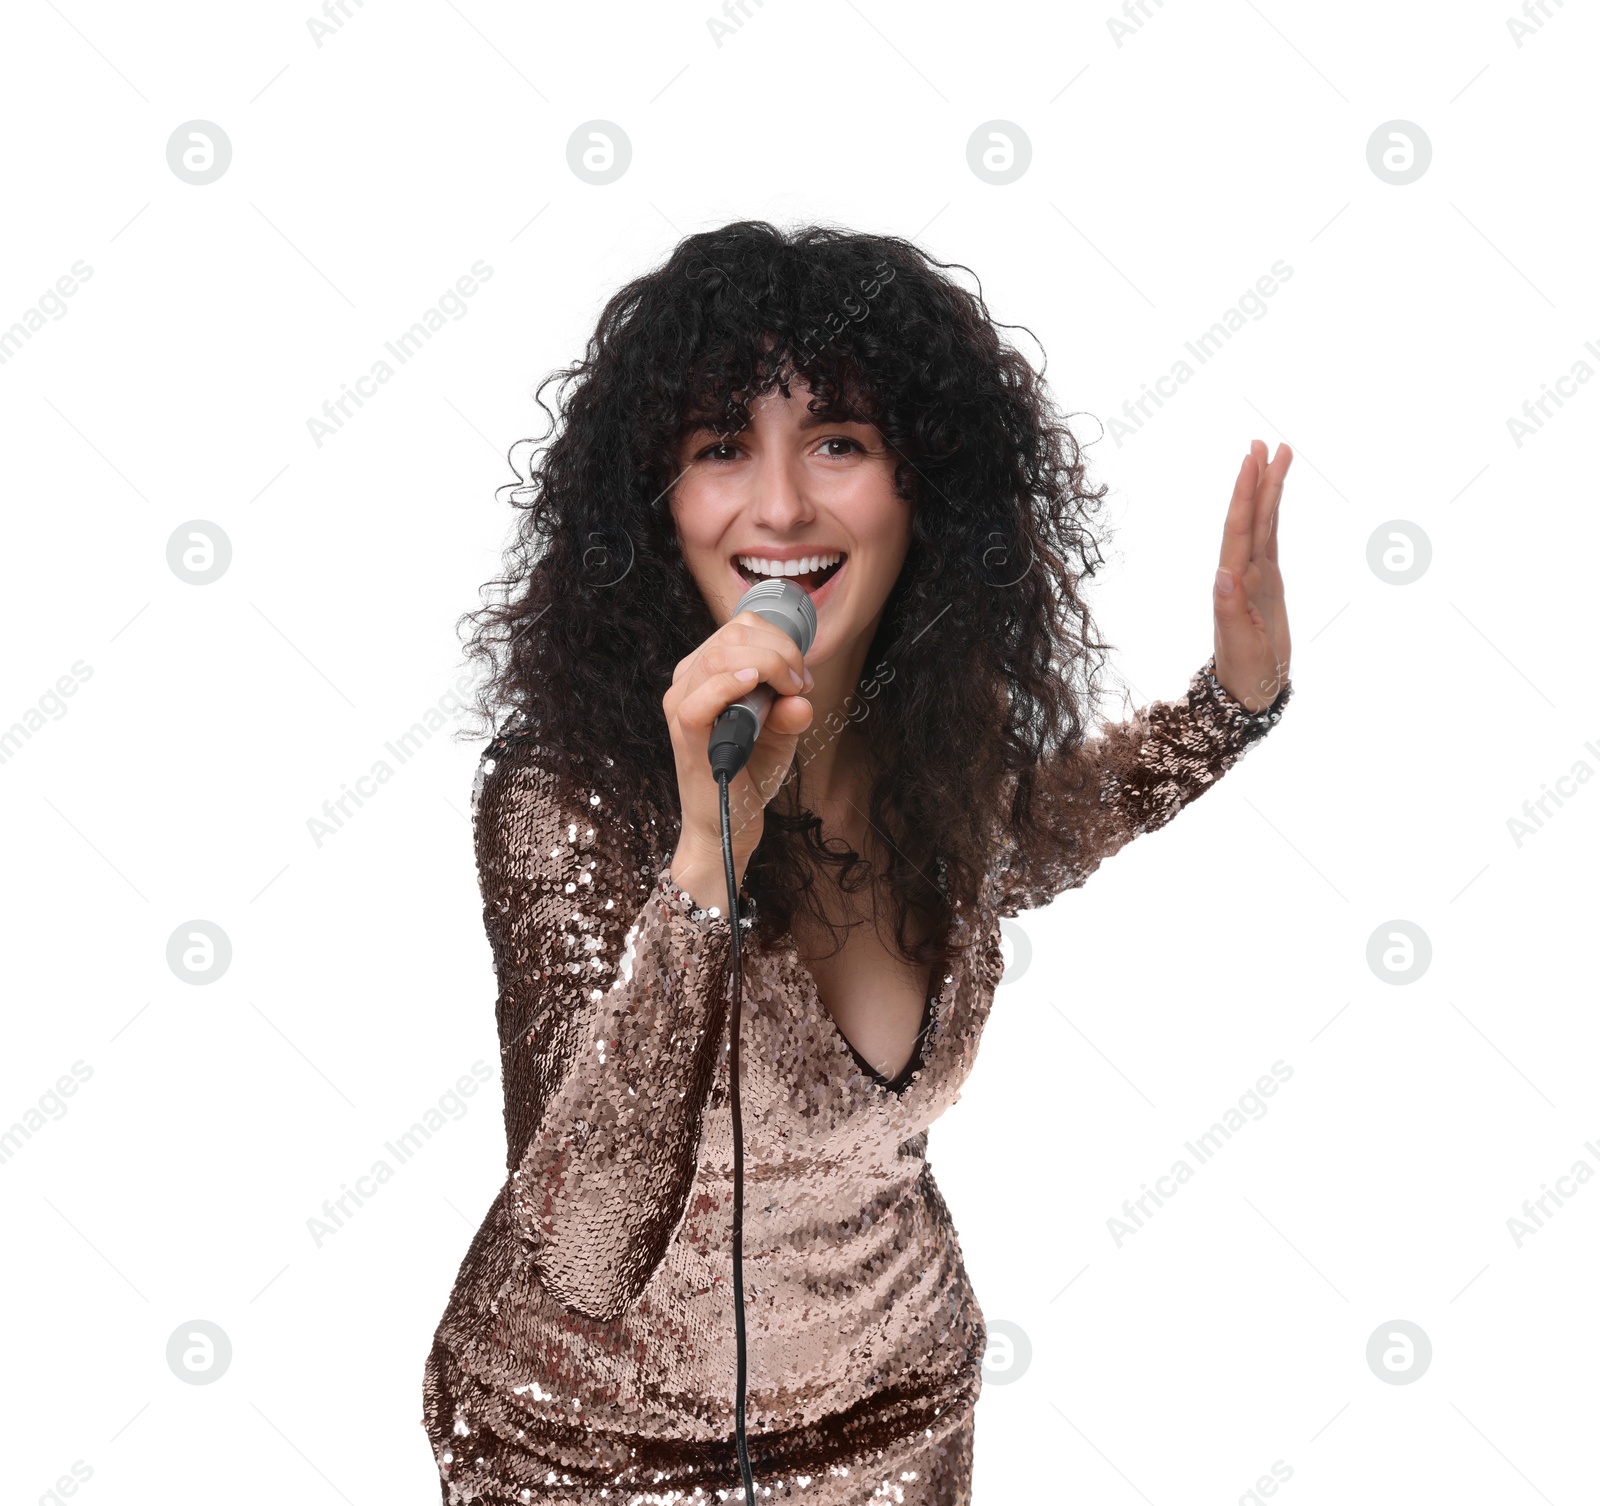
[704,578,814,1504]
[714,767,759,1506]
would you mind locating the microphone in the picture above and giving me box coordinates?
[703,575,817,1506]
[707,578,817,780]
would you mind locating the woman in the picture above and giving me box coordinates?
[422,221,1293,1504]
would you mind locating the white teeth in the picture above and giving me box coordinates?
[736,551,843,578]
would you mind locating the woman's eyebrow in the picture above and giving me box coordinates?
[682,417,739,438]
[796,411,873,430]
[683,411,869,438]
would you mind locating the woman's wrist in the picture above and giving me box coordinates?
[1197,653,1292,734]
[669,839,752,917]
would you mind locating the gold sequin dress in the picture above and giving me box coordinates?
[422,656,1292,1504]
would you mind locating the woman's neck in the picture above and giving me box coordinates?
[792,635,879,805]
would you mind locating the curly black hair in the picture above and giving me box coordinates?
[456,219,1118,975]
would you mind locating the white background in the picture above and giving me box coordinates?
[2,1,1596,1502]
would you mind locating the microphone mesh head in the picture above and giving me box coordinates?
[730,577,817,655]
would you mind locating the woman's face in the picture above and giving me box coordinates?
[668,375,912,668]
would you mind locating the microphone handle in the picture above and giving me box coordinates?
[708,683,776,780]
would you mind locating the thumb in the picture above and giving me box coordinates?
[1213,563,1254,650]
[1213,566,1252,634]
[766,692,815,736]
[738,696,814,825]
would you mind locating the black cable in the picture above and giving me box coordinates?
[716,768,758,1505]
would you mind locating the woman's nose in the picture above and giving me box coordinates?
[749,452,812,527]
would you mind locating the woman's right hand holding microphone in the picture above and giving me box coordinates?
[663,610,815,913]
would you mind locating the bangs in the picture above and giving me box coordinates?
[675,331,884,446]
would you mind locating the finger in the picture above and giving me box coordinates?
[1255,442,1291,560]
[725,613,811,685]
[732,697,815,826]
[745,699,815,808]
[730,611,806,645]
[1218,450,1259,589]
[665,638,806,736]
[674,668,772,732]
[677,659,803,732]
[1269,444,1291,565]
[1214,550,1258,636]
[764,693,814,734]
[703,641,809,694]
[1217,447,1271,654]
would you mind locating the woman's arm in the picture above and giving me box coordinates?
[992,441,1297,916]
[989,655,1292,916]
[474,728,744,1321]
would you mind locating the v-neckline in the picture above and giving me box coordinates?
[783,918,960,1094]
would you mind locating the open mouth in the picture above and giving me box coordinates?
[734,553,848,596]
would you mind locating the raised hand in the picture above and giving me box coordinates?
[1213,439,1292,712]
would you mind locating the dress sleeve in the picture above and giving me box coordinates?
[989,654,1294,917]
[472,729,749,1322]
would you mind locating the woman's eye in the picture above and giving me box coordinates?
[696,437,860,462]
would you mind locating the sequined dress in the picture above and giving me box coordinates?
[422,656,1292,1504]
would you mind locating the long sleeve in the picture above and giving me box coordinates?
[472,728,750,1322]
[989,654,1293,917]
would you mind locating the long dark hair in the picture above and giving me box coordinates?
[457,219,1117,973]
